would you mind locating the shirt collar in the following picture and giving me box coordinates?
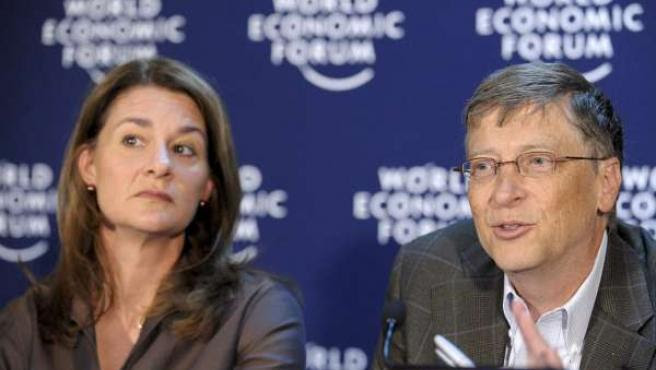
[561,230,608,346]
[502,230,608,348]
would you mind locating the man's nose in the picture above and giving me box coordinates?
[490,164,526,207]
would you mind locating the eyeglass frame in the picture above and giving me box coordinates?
[452,151,612,179]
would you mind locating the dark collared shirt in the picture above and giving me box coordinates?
[0,271,305,370]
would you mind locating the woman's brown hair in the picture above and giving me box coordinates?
[37,57,243,342]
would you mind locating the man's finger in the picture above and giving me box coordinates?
[511,299,563,368]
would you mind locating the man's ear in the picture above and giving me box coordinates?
[597,157,621,214]
[77,145,97,186]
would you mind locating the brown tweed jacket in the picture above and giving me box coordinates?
[373,220,656,369]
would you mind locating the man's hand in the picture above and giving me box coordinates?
[511,299,564,369]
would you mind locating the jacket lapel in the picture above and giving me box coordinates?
[431,238,508,367]
[580,230,656,369]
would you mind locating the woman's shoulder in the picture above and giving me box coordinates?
[226,269,306,367]
[236,269,303,309]
[0,288,38,365]
[1,288,37,332]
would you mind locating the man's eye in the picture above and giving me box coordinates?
[173,144,196,156]
[473,161,493,171]
[528,154,552,167]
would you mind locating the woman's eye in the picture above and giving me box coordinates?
[173,144,196,156]
[121,135,142,146]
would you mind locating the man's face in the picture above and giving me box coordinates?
[466,102,617,275]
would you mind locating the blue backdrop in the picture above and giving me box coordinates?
[2,1,655,369]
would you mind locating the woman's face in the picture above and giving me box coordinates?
[78,85,214,237]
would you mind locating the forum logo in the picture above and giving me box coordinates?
[233,165,288,260]
[0,162,57,263]
[353,164,471,246]
[41,0,186,82]
[475,0,645,82]
[617,165,656,238]
[247,0,405,92]
[306,342,368,370]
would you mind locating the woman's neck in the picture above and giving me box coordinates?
[98,226,185,314]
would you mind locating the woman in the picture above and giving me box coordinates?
[0,58,305,369]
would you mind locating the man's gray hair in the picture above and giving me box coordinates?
[464,62,623,166]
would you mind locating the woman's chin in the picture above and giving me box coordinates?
[104,220,187,238]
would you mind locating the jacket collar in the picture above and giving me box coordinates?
[579,228,656,368]
[430,236,508,366]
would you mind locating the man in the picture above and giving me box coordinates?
[373,62,656,369]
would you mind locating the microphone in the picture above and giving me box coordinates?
[382,300,497,370]
[379,301,482,369]
[381,300,406,366]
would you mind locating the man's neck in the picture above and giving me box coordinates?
[507,222,607,321]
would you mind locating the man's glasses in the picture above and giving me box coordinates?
[452,152,610,179]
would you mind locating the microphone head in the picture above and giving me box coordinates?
[382,300,406,326]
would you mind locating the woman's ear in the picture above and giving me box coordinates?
[77,145,97,187]
[202,179,215,203]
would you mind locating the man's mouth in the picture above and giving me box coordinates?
[491,222,534,240]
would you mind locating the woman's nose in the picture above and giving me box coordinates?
[146,144,172,177]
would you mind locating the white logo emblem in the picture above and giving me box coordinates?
[247,0,405,92]
[618,166,656,238]
[354,164,470,246]
[233,165,288,260]
[41,0,186,82]
[306,342,368,370]
[0,162,57,262]
[475,0,645,82]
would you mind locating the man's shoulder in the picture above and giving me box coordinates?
[614,221,656,253]
[401,219,479,256]
[613,221,656,276]
[395,219,484,278]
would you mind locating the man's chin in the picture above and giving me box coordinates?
[489,250,541,274]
